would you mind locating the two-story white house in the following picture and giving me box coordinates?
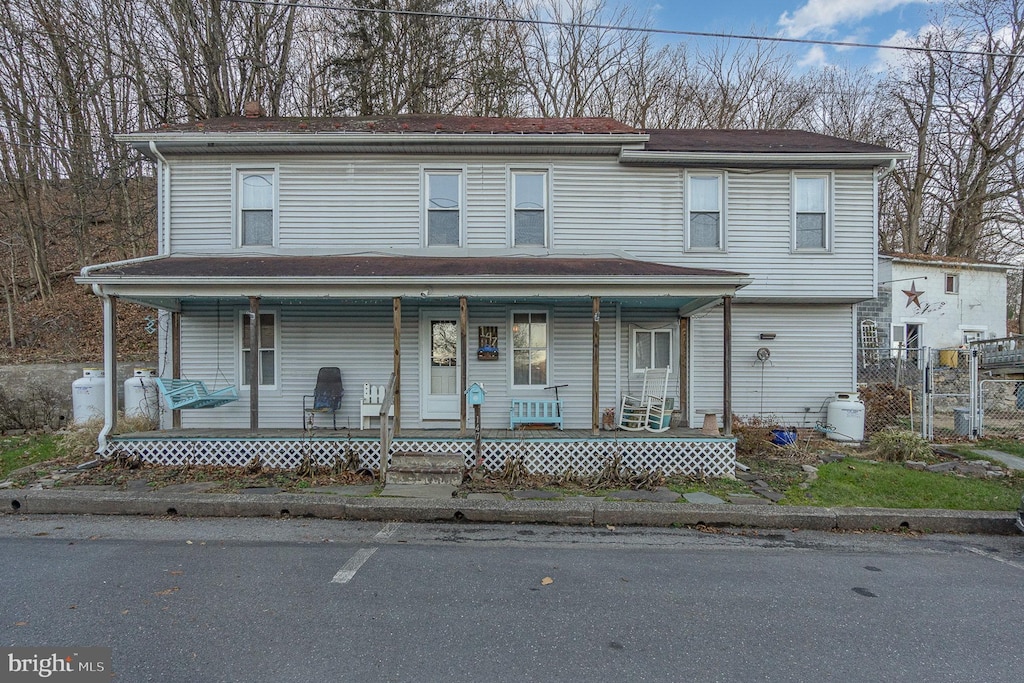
[77,114,905,476]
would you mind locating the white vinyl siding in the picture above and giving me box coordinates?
[690,304,855,427]
[166,158,876,300]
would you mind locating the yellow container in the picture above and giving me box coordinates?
[938,349,959,368]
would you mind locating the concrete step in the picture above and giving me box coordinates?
[387,451,465,486]
[390,451,465,470]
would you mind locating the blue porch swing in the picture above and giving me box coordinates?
[155,301,240,410]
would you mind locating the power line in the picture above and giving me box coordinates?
[221,0,1021,59]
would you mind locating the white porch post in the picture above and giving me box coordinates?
[97,294,117,453]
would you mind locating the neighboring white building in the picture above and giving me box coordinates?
[859,253,1011,355]
[76,115,906,472]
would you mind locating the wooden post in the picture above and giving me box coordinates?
[460,296,468,433]
[171,310,182,429]
[392,297,401,433]
[678,316,688,428]
[723,296,733,437]
[592,296,600,436]
[248,296,260,432]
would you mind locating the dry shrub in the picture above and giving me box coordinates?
[732,415,783,459]
[867,428,932,462]
[858,383,912,433]
[57,414,158,460]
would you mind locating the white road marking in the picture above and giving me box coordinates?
[965,546,1024,571]
[331,548,377,584]
[374,522,402,540]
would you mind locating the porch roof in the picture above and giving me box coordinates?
[79,254,751,312]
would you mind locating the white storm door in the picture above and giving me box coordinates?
[420,313,461,420]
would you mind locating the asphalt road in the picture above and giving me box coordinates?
[2,516,1023,682]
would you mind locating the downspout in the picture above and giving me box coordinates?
[95,287,116,454]
[81,256,165,454]
[149,141,171,255]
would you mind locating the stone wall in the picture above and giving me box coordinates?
[0,362,157,429]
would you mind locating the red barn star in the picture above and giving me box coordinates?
[902,281,924,308]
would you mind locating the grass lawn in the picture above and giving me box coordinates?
[787,458,1022,510]
[1,434,59,481]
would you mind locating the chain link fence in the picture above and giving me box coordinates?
[856,346,923,438]
[856,343,1023,442]
[979,379,1024,439]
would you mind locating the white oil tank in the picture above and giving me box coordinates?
[124,368,160,422]
[826,391,866,442]
[72,368,105,424]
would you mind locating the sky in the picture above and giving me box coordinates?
[641,0,935,70]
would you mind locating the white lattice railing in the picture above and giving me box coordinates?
[108,435,736,477]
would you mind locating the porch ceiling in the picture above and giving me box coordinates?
[79,254,751,310]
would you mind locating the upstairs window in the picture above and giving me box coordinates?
[945,273,959,294]
[687,173,723,250]
[793,174,830,251]
[425,171,462,246]
[512,171,547,246]
[632,328,672,373]
[241,311,277,388]
[239,170,275,246]
[511,311,548,386]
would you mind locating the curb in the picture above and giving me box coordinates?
[1,489,1017,534]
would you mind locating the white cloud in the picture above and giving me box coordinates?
[797,44,830,68]
[778,0,930,39]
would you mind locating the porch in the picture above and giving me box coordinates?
[110,427,737,478]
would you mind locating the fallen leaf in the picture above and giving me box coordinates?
[155,587,180,596]
[14,622,27,627]
[68,605,76,610]
[541,577,553,586]
[120,610,129,615]
[169,570,183,576]
[605,525,616,531]
[33,532,48,537]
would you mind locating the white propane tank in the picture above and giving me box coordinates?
[72,368,105,424]
[826,391,866,442]
[124,368,160,422]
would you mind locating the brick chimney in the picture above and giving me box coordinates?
[243,101,263,118]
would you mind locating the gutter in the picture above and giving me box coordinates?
[619,149,911,167]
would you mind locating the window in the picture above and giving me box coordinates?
[687,173,723,250]
[241,312,277,387]
[945,273,959,294]
[512,171,547,246]
[632,329,672,373]
[511,312,548,385]
[425,171,462,246]
[239,170,275,246]
[793,174,830,250]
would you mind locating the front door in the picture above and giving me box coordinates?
[420,314,460,420]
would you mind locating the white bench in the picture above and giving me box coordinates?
[360,383,394,429]
[509,399,563,429]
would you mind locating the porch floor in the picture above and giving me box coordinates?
[117,426,727,440]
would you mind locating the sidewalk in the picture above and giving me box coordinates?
[1,484,1017,535]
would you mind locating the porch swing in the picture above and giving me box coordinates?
[154,301,240,410]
